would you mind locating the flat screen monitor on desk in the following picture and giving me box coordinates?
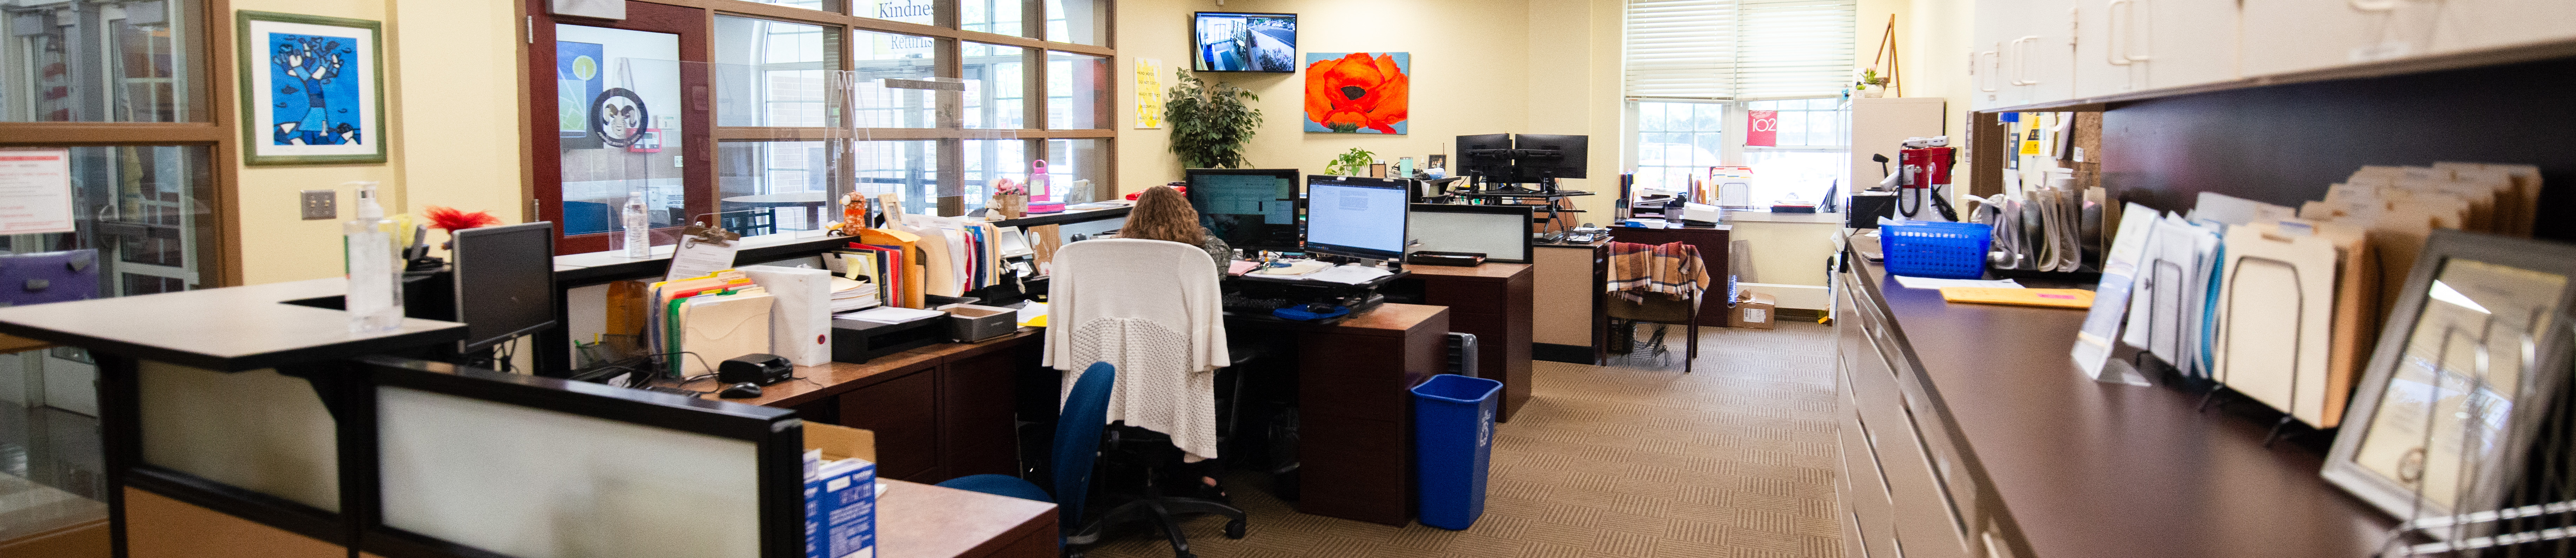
[1512,134,1589,180]
[1304,175,1410,260]
[451,221,559,352]
[1408,204,1533,263]
[1185,168,1302,251]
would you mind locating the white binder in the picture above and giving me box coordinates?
[740,265,834,366]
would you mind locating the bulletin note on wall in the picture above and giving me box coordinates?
[0,150,75,235]
[1135,58,1165,129]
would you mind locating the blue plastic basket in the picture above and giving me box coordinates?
[1880,221,1993,279]
[1412,374,1503,530]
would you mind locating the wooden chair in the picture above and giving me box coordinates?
[1607,291,1699,372]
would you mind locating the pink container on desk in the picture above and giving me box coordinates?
[1027,201,1066,214]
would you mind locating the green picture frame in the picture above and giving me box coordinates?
[236,11,387,166]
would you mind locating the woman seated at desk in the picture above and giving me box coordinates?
[1055,184,1237,499]
[1122,185,1233,279]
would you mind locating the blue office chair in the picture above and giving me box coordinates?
[937,361,1247,558]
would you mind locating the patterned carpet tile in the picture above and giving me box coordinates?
[1085,323,1843,558]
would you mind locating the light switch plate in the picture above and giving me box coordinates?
[300,190,337,220]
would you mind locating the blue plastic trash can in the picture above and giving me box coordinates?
[1413,374,1504,530]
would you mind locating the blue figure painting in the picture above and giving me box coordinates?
[270,33,361,146]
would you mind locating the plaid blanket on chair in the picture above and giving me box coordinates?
[1606,241,1710,303]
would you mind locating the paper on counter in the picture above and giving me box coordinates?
[1890,275,2023,290]
[1016,303,1048,327]
[837,306,945,324]
[1305,264,1395,285]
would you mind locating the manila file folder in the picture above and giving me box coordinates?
[680,291,776,376]
[2214,222,2337,427]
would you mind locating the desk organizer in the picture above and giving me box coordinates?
[1880,221,1993,279]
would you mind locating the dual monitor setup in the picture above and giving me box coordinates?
[1455,133,1589,194]
[1183,172,1539,266]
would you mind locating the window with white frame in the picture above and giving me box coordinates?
[1631,101,1727,193]
[1741,97,1848,205]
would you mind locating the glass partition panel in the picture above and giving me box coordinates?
[1047,51,1107,129]
[961,42,1026,129]
[557,25,688,238]
[0,0,207,122]
[713,16,838,128]
[849,29,939,129]
[857,0,935,25]
[855,140,941,216]
[718,140,842,235]
[962,137,1025,216]
[1045,138,1109,203]
[377,385,761,558]
[137,362,339,512]
[961,0,1027,37]
[1045,0,1108,46]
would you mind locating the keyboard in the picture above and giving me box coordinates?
[1223,294,1295,313]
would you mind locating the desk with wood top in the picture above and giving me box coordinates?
[1392,263,1534,422]
[698,303,1452,527]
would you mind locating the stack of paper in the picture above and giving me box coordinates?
[837,306,944,325]
[829,276,876,312]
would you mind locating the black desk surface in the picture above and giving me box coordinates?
[0,278,466,371]
[1850,254,2394,558]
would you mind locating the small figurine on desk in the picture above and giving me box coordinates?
[833,190,869,234]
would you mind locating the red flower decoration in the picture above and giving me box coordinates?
[424,206,502,231]
[1304,53,1409,134]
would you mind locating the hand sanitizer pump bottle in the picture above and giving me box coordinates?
[343,182,404,333]
[621,192,650,257]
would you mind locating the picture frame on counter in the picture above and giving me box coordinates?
[2323,229,2576,537]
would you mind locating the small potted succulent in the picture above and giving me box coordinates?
[1855,68,1890,98]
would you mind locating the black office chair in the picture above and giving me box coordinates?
[940,361,1248,558]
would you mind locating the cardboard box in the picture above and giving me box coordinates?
[1732,292,1777,330]
[804,423,878,558]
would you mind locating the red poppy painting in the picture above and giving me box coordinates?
[1304,52,1409,134]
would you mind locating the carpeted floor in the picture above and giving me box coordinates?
[1083,322,1845,558]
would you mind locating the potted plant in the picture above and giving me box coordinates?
[1324,147,1375,176]
[1164,69,1263,168]
[1855,68,1890,98]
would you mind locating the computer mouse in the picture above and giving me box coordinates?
[1303,303,1337,314]
[719,382,764,399]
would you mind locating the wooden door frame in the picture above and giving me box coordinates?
[527,0,717,255]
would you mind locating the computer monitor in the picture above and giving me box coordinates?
[451,221,559,352]
[1303,175,1411,260]
[1183,168,1302,251]
[1456,133,1514,182]
[1407,204,1534,263]
[1512,134,1589,179]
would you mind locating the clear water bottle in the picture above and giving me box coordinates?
[343,182,404,333]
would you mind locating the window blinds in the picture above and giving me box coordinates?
[1623,0,1855,100]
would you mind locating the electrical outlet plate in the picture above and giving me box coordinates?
[300,190,337,220]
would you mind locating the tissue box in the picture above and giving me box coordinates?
[1027,201,1066,214]
[805,423,878,558]
[808,459,877,558]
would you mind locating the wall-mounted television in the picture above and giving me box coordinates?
[1192,12,1298,73]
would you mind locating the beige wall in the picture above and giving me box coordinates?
[1115,0,1628,218]
[229,0,526,285]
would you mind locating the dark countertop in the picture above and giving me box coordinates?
[0,278,466,371]
[1852,254,2396,558]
